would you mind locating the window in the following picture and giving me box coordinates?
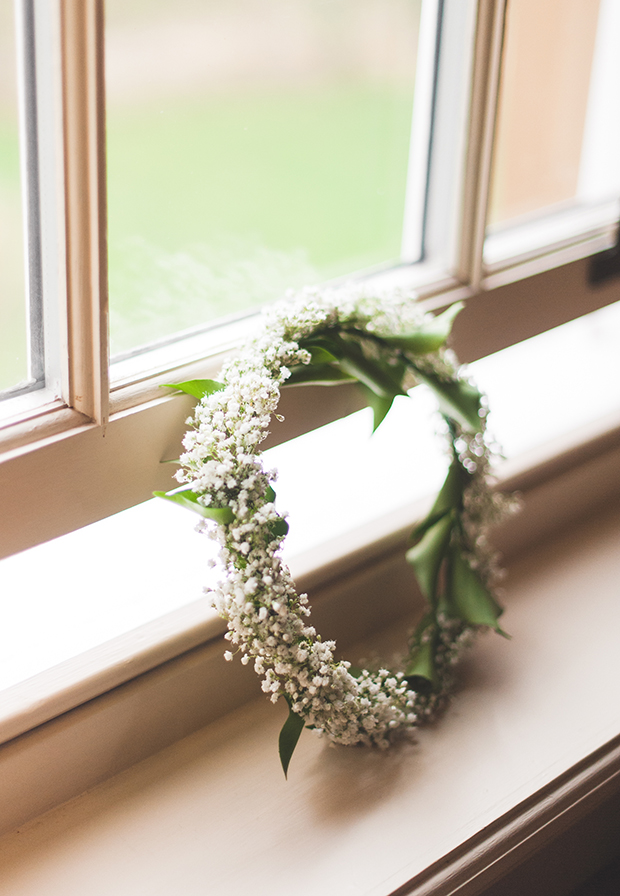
[105,0,425,356]
[1,0,620,759]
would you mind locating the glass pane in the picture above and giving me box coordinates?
[488,0,620,231]
[106,0,422,358]
[0,4,28,395]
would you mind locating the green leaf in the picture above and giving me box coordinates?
[405,639,438,689]
[413,460,468,539]
[299,334,342,356]
[306,345,339,364]
[447,548,507,634]
[161,379,225,400]
[268,517,289,538]
[383,302,464,354]
[279,702,305,778]
[416,372,484,433]
[347,665,364,679]
[360,385,397,432]
[406,511,454,603]
[284,364,356,386]
[306,332,406,400]
[265,485,276,503]
[338,350,406,400]
[153,488,234,524]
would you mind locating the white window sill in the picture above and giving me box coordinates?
[0,501,619,896]
[1,299,620,744]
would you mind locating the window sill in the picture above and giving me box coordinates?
[0,499,619,895]
[2,294,620,839]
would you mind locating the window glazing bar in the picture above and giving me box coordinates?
[400,0,443,264]
[420,0,478,279]
[455,0,507,288]
[60,0,109,424]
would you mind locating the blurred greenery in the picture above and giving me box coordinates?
[0,123,27,394]
[107,86,414,354]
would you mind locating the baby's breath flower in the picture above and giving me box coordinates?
[176,283,509,753]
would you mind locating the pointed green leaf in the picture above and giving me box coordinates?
[360,385,396,432]
[299,334,343,356]
[279,702,305,778]
[284,364,356,386]
[306,345,339,364]
[405,639,438,689]
[413,460,469,540]
[265,485,276,503]
[448,548,507,634]
[307,332,407,399]
[153,488,234,523]
[406,512,454,603]
[415,372,484,433]
[161,379,225,400]
[338,352,406,400]
[383,302,464,354]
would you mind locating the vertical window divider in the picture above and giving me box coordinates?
[59,0,109,425]
[400,0,442,265]
[456,0,506,290]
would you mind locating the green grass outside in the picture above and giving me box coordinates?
[107,85,414,354]
[1,85,415,382]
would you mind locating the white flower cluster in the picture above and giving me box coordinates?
[176,285,498,746]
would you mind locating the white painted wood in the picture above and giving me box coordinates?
[0,502,619,894]
[456,0,507,288]
[60,0,109,424]
[400,0,441,263]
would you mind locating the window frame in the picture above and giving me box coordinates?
[2,0,618,562]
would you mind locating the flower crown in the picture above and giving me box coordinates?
[157,286,513,776]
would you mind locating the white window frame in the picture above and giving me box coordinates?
[1,0,620,833]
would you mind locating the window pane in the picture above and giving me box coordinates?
[0,5,27,395]
[106,0,422,358]
[487,0,620,231]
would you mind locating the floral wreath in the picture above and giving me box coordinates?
[157,286,513,776]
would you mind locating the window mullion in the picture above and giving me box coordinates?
[400,0,442,265]
[59,0,108,425]
[455,0,506,289]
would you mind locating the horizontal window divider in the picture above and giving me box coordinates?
[0,394,195,561]
[484,201,619,269]
[108,348,236,415]
[1,405,619,837]
[0,401,82,451]
[453,255,620,364]
[482,227,617,290]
